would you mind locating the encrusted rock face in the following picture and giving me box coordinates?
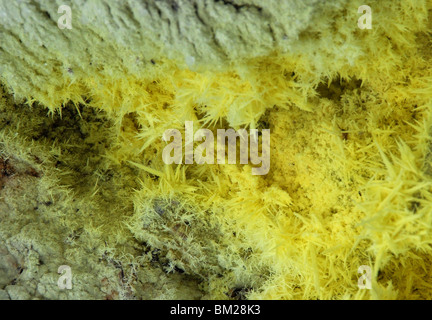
[1,0,324,61]
[1,0,432,301]
[0,87,205,300]
[0,0,334,100]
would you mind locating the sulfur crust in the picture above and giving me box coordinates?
[1,0,432,299]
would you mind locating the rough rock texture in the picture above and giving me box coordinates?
[2,0,432,301]
[0,0,337,102]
